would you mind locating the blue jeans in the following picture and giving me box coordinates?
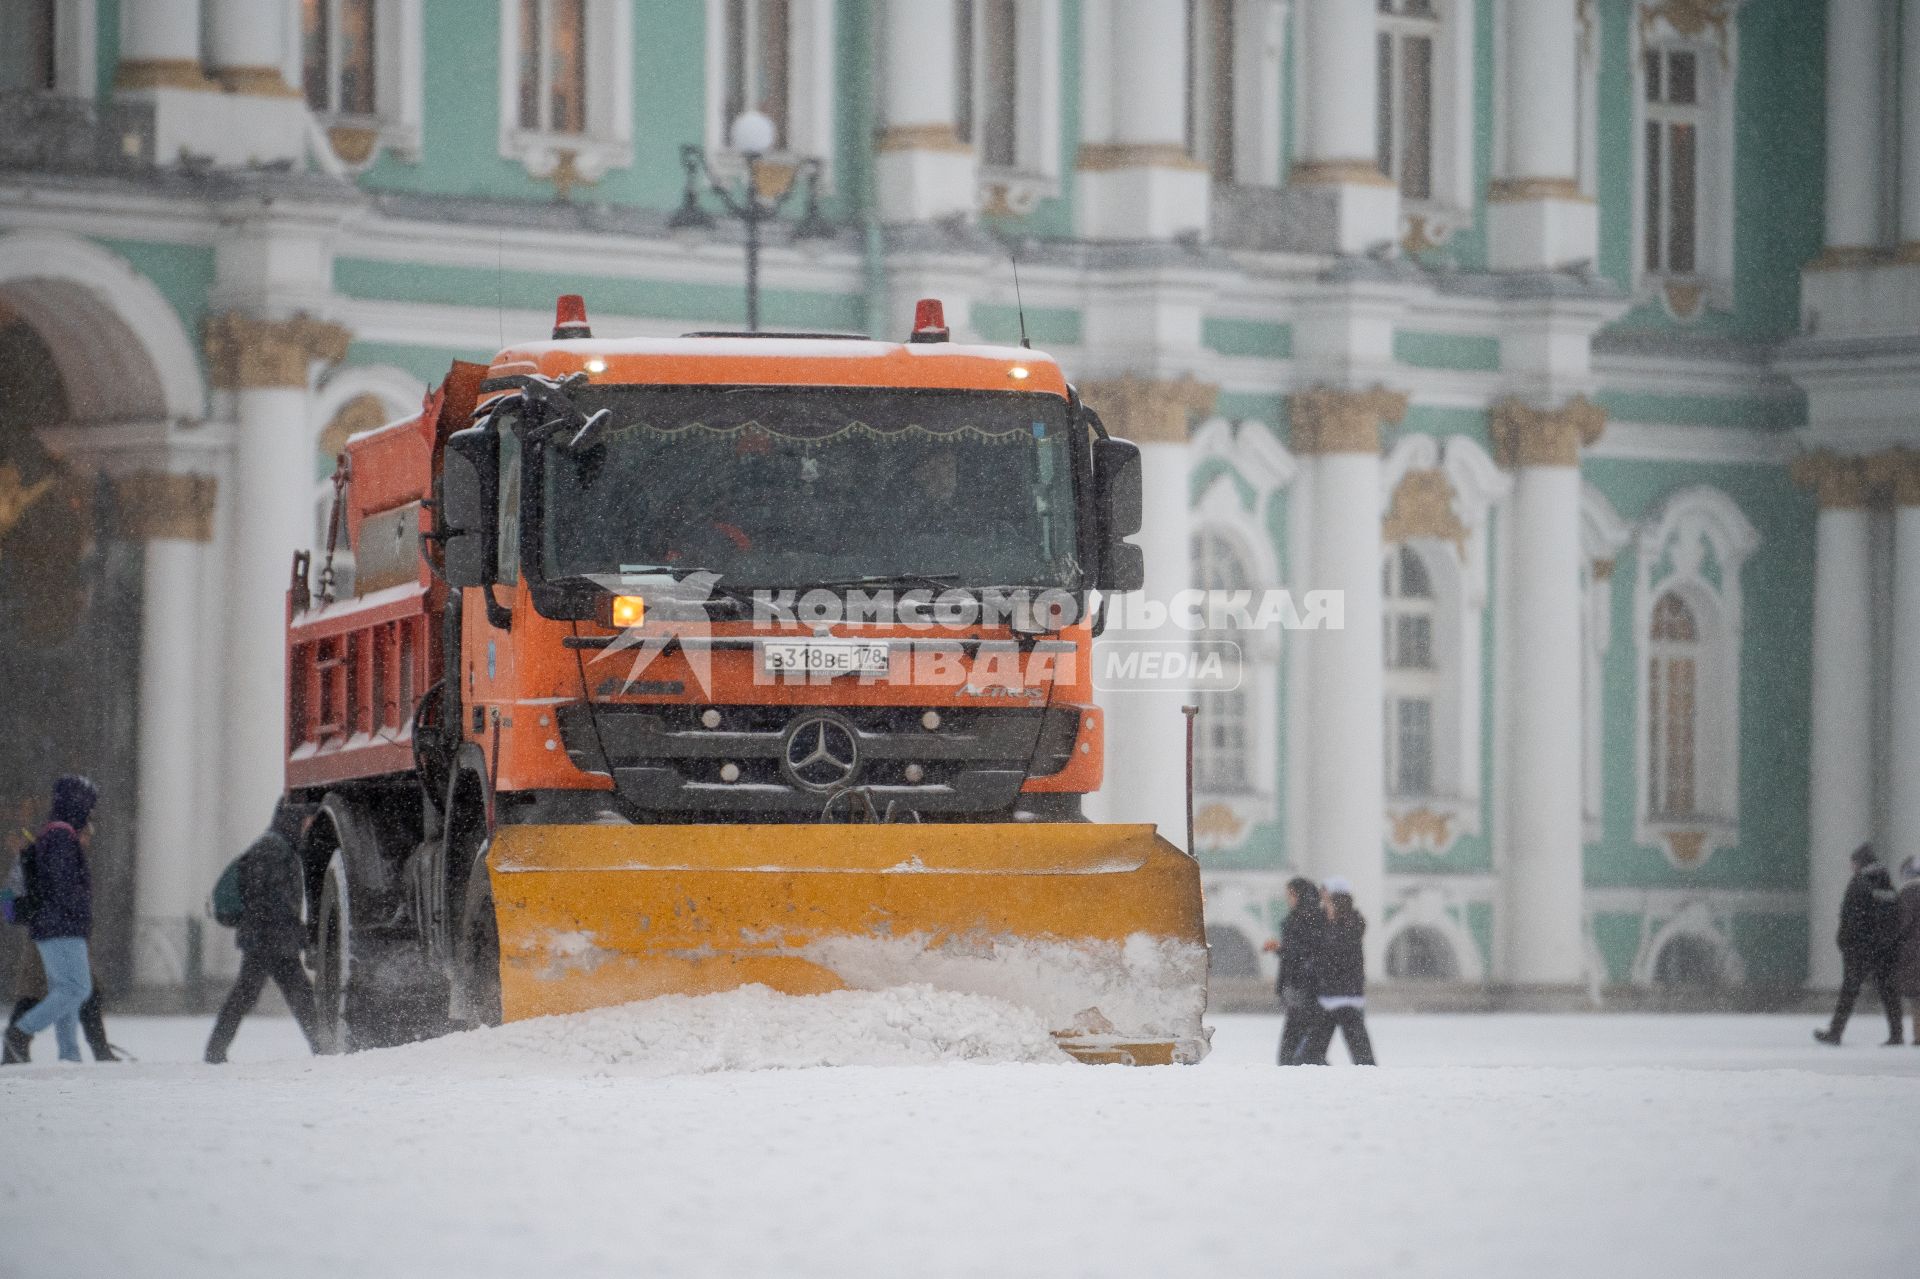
[16,938,92,1062]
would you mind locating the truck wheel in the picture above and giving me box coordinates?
[313,846,447,1051]
[452,842,503,1029]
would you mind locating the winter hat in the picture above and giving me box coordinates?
[1850,843,1878,869]
[268,799,304,845]
[1324,875,1353,897]
[49,775,98,831]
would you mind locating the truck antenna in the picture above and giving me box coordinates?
[1011,247,1032,349]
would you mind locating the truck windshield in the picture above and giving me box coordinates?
[539,386,1081,589]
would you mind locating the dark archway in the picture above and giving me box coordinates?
[0,294,148,996]
[1652,934,1724,990]
[1385,924,1460,981]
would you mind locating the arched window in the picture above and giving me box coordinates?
[1631,488,1755,866]
[1193,529,1252,793]
[1646,591,1699,819]
[1383,544,1438,798]
[1386,925,1457,981]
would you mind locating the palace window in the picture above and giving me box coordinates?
[1186,0,1235,183]
[0,0,56,93]
[498,0,632,181]
[1641,45,1700,276]
[1645,592,1698,818]
[516,0,587,135]
[1631,486,1757,866]
[724,0,791,144]
[706,0,835,175]
[1383,544,1438,798]
[303,0,378,117]
[1634,10,1736,314]
[1193,529,1254,794]
[956,0,1018,169]
[1376,0,1438,201]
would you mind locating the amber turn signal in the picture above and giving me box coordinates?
[611,595,646,628]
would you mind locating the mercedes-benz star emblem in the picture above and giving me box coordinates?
[781,715,860,791]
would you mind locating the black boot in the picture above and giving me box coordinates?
[2,1026,29,1064]
[1813,1028,1841,1046]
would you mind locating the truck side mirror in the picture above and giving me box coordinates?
[440,425,497,590]
[1093,437,1145,592]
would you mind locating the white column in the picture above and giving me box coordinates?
[207,313,349,865]
[1900,0,1920,252]
[134,530,210,988]
[1290,0,1397,254]
[206,0,297,96]
[1094,439,1194,843]
[115,0,210,89]
[1798,456,1874,989]
[1823,0,1885,256]
[1494,401,1597,986]
[223,383,311,862]
[1888,474,1920,884]
[1291,389,1401,968]
[1488,0,1593,270]
[1075,0,1209,240]
[875,0,975,223]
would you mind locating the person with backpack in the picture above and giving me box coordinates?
[2,776,100,1064]
[1814,843,1903,1046]
[203,801,322,1064]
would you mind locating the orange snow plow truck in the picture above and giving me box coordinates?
[283,296,1208,1065]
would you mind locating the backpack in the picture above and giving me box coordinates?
[1,844,33,926]
[211,855,246,928]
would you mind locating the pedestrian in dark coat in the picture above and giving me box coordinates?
[1300,879,1376,1065]
[1814,844,1903,1046]
[204,802,322,1064]
[1894,855,1920,1047]
[1264,876,1326,1066]
[4,776,99,1064]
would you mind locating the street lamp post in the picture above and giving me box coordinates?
[669,110,836,332]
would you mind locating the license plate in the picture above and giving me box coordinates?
[759,640,892,675]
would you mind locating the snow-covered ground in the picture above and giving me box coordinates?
[3,995,1916,1278]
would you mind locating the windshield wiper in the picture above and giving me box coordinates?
[583,567,755,611]
[808,572,961,593]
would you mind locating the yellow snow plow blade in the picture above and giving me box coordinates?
[486,822,1210,1065]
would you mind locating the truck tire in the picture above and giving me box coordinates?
[311,806,448,1052]
[452,841,502,1029]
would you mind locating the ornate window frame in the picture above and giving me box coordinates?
[1379,433,1507,855]
[959,0,1061,214]
[1631,484,1758,868]
[1629,898,1745,987]
[1631,1,1740,320]
[1335,0,1474,248]
[1379,883,1487,982]
[703,0,837,187]
[1190,416,1293,849]
[1580,484,1630,842]
[287,0,423,168]
[496,0,632,185]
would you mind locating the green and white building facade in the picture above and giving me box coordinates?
[0,0,1908,999]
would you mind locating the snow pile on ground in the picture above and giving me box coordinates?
[3,1015,1916,1278]
[361,983,1074,1077]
